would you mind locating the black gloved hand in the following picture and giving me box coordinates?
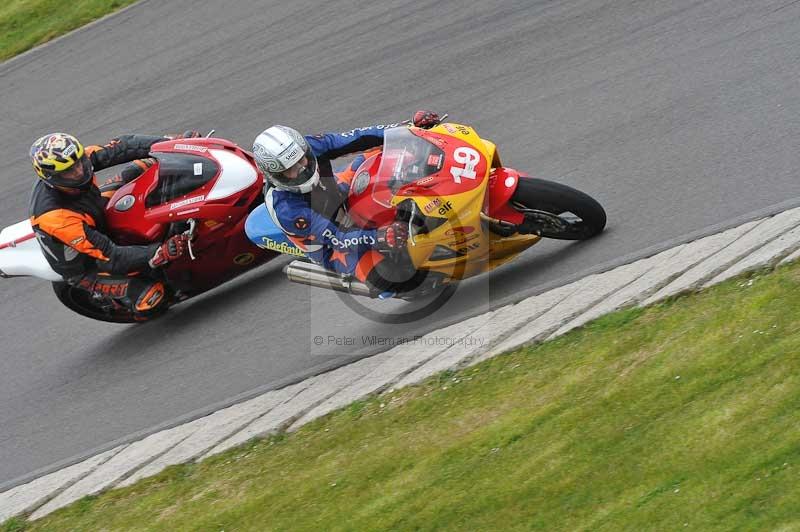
[149,233,190,268]
[377,222,409,251]
[412,110,441,129]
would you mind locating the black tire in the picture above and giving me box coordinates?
[510,177,606,240]
[52,281,166,323]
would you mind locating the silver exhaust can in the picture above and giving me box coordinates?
[284,260,373,297]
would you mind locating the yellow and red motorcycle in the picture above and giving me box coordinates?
[257,122,606,298]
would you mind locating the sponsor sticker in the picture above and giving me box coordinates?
[423,197,443,214]
[233,253,255,266]
[445,226,475,236]
[174,144,208,153]
[340,123,402,138]
[447,233,480,246]
[170,195,205,210]
[280,145,302,166]
[62,144,77,158]
[322,228,375,249]
[259,237,305,256]
[456,241,481,254]
[427,154,442,167]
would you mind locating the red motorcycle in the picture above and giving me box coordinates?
[0,137,277,323]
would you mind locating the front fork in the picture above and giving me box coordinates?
[186,218,197,260]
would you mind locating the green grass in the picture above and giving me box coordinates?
[6,262,800,531]
[0,0,138,61]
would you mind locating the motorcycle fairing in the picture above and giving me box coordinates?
[345,124,538,280]
[0,219,61,280]
[484,167,525,225]
[106,138,263,245]
[104,137,276,295]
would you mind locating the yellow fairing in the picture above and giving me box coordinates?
[428,123,497,164]
[395,123,540,281]
[406,186,491,279]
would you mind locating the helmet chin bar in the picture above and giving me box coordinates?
[44,156,93,191]
[295,169,320,194]
[270,166,320,194]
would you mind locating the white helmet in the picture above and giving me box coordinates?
[253,125,319,194]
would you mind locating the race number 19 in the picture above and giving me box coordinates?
[450,147,480,184]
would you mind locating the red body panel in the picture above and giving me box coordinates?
[484,167,524,225]
[346,154,397,228]
[347,128,524,228]
[104,138,276,295]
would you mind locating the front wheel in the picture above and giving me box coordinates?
[510,177,606,240]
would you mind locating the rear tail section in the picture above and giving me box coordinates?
[0,220,61,280]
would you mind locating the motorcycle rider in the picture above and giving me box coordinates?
[29,132,195,320]
[252,110,441,297]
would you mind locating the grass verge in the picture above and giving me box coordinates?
[5,262,800,531]
[0,0,138,62]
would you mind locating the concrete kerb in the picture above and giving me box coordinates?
[119,381,312,488]
[551,245,684,336]
[544,258,665,340]
[6,207,800,523]
[780,245,800,265]
[391,310,500,389]
[31,421,207,519]
[642,209,800,305]
[465,278,591,367]
[202,353,391,458]
[0,447,123,522]
[636,219,763,306]
[481,276,598,358]
[288,316,492,430]
[704,224,800,287]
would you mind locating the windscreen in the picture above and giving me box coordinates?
[145,153,219,207]
[371,128,445,207]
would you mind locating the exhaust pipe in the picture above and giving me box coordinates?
[284,260,373,297]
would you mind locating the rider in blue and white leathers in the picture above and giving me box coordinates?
[252,111,441,294]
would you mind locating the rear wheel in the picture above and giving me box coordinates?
[510,177,606,240]
[52,282,167,323]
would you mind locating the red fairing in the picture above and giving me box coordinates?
[397,129,489,197]
[106,138,262,243]
[105,163,164,243]
[347,153,397,228]
[483,168,525,225]
[347,128,493,228]
[104,137,275,294]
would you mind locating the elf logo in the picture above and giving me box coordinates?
[438,201,453,216]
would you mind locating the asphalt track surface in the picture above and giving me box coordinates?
[1,0,800,489]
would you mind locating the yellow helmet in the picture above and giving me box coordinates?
[30,133,93,190]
